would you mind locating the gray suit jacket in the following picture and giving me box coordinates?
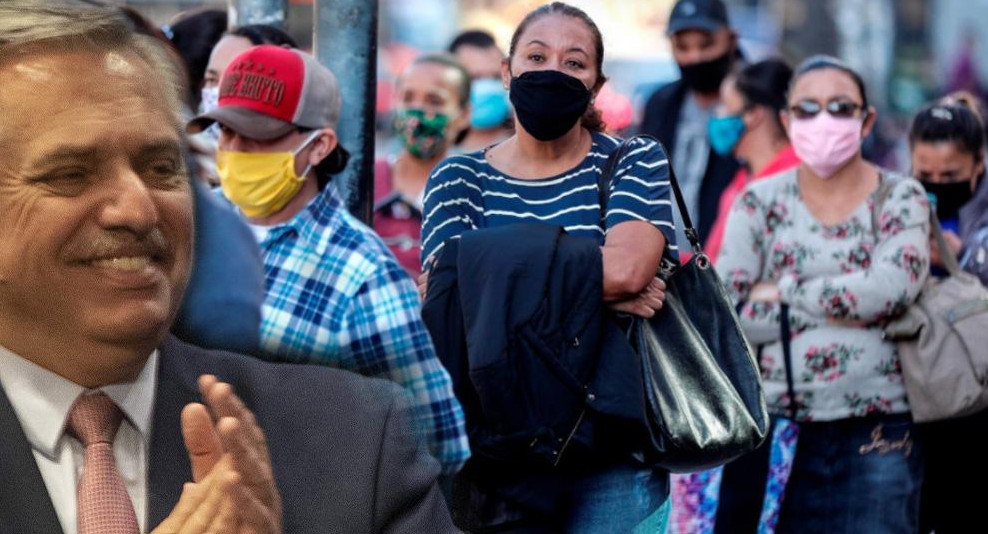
[0,336,457,533]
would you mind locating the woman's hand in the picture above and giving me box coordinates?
[608,277,666,318]
[827,317,870,328]
[418,254,437,301]
[417,270,429,301]
[930,230,963,268]
[749,281,781,303]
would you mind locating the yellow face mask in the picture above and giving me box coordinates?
[217,131,321,218]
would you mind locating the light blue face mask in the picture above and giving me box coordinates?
[469,78,511,130]
[707,114,746,156]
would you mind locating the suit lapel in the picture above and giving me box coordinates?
[0,383,63,534]
[147,338,198,529]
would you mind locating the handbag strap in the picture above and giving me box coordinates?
[597,134,704,255]
[779,303,798,420]
[597,138,625,230]
[870,173,900,233]
[871,174,961,276]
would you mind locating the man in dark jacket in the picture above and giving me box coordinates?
[640,0,742,251]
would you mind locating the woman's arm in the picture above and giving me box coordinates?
[418,158,484,300]
[602,222,665,300]
[781,179,931,322]
[715,186,784,345]
[601,137,675,302]
[419,157,483,268]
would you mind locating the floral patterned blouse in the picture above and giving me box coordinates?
[716,169,930,421]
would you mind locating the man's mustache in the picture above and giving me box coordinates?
[65,228,171,262]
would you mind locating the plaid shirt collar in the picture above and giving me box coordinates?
[260,186,345,255]
[241,183,470,473]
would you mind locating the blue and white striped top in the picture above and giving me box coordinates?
[420,132,677,265]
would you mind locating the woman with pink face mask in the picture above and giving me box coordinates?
[715,56,932,533]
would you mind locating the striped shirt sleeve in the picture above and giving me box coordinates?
[420,156,484,267]
[604,137,676,249]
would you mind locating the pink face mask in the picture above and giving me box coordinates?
[789,113,863,179]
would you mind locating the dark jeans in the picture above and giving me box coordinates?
[563,464,669,534]
[917,408,988,534]
[457,462,669,534]
[776,414,924,534]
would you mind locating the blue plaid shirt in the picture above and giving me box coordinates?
[252,186,469,473]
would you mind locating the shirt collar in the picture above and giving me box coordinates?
[260,186,346,252]
[0,345,158,460]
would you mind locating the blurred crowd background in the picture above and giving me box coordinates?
[119,0,988,177]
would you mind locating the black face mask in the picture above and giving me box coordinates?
[920,179,975,221]
[510,70,591,141]
[679,50,733,94]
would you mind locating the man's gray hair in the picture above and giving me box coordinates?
[0,0,187,131]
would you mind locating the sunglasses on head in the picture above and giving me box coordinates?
[788,99,864,120]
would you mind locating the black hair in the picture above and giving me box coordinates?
[315,146,350,190]
[448,29,498,54]
[509,2,607,132]
[297,127,350,190]
[117,5,199,112]
[909,102,986,160]
[167,9,228,106]
[409,53,471,109]
[228,24,297,48]
[119,5,168,40]
[734,58,792,136]
[789,54,869,111]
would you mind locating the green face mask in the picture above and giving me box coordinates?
[394,108,450,160]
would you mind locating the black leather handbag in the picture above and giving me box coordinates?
[599,135,769,473]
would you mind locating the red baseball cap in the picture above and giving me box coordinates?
[187,45,341,140]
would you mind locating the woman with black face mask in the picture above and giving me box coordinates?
[908,93,988,534]
[418,2,678,532]
[910,95,988,282]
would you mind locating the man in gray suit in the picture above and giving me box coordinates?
[0,1,456,533]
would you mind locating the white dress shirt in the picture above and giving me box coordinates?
[0,345,158,534]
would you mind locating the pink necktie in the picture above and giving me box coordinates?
[67,393,139,534]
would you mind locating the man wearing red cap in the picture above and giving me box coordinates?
[188,45,469,475]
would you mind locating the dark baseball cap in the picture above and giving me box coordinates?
[667,0,731,35]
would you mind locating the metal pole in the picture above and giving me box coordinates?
[229,0,286,29]
[313,0,378,224]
